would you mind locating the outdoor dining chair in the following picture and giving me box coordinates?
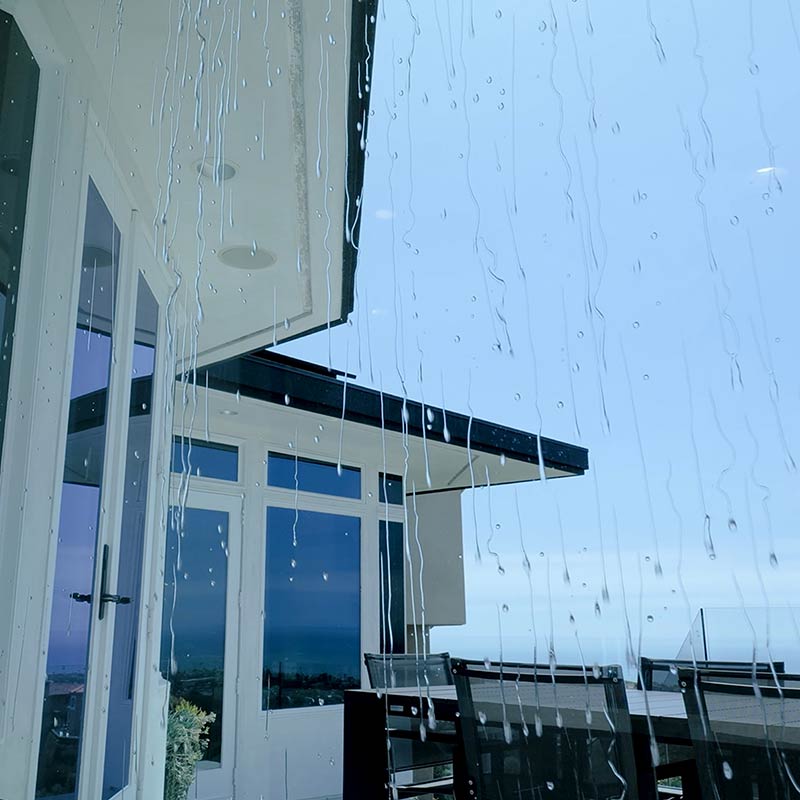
[365,651,453,691]
[452,657,643,800]
[639,658,785,692]
[678,667,800,800]
[364,652,456,799]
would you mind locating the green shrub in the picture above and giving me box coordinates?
[164,697,216,800]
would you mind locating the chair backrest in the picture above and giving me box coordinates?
[461,657,590,675]
[452,658,641,800]
[678,668,800,800]
[640,658,786,692]
[364,652,453,690]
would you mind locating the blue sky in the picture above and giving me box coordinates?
[281,0,800,675]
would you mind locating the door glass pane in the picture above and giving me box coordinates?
[0,11,38,467]
[379,520,405,654]
[36,179,120,800]
[102,275,158,800]
[263,508,361,709]
[160,507,229,766]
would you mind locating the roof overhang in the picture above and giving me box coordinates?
[195,352,588,493]
[42,0,377,363]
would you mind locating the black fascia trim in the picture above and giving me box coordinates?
[340,0,379,322]
[199,355,589,475]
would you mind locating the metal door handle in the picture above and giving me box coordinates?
[100,593,131,606]
[69,546,130,618]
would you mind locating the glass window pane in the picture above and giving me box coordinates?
[102,276,158,800]
[379,521,405,654]
[37,179,121,799]
[263,508,361,709]
[378,473,404,505]
[0,11,38,467]
[267,452,361,499]
[160,507,229,765]
[171,437,238,481]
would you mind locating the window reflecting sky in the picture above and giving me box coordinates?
[280,0,800,673]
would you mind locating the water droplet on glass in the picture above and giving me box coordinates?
[650,231,658,240]
[730,215,739,226]
[484,656,492,668]
[322,572,329,582]
[769,552,779,568]
[556,401,564,409]
[577,330,584,339]
[749,63,759,75]
[728,518,738,532]
[495,9,502,18]
[646,614,655,623]
[318,698,325,706]
[722,761,733,780]
[632,321,640,329]
[538,20,547,31]
[478,710,487,724]
[765,207,774,216]
[502,603,509,613]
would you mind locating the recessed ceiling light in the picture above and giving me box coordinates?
[219,409,239,416]
[195,158,237,182]
[218,244,277,270]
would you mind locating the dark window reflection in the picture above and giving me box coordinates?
[102,276,158,800]
[379,472,404,505]
[263,508,361,709]
[37,179,120,799]
[171,437,238,481]
[160,507,228,765]
[379,521,405,654]
[267,452,361,499]
[0,11,38,467]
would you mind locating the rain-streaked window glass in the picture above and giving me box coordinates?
[37,180,120,798]
[171,437,238,481]
[160,507,229,766]
[379,521,405,654]
[102,276,158,800]
[267,452,361,500]
[378,473,404,505]
[0,12,38,468]
[263,507,361,709]
[12,0,800,796]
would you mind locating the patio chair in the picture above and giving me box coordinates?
[364,652,456,799]
[678,668,800,800]
[461,658,590,674]
[452,657,643,800]
[365,651,453,691]
[639,658,785,692]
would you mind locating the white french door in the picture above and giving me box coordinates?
[35,123,168,800]
[163,487,243,800]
